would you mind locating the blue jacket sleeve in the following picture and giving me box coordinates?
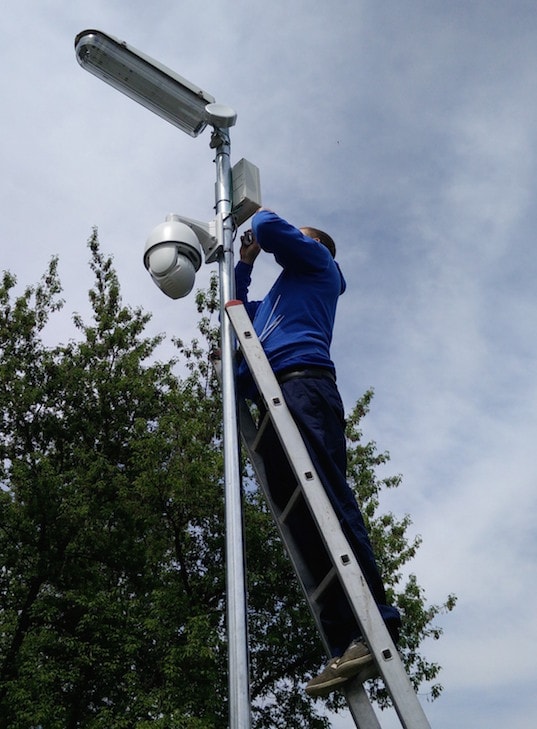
[235,261,261,319]
[252,209,331,272]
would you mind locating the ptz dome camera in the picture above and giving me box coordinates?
[144,215,203,299]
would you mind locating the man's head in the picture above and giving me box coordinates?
[300,227,336,258]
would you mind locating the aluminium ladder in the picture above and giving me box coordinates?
[225,300,431,729]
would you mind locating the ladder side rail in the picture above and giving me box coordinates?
[253,378,429,729]
[227,301,431,729]
[345,678,385,729]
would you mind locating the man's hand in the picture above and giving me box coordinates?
[239,229,261,265]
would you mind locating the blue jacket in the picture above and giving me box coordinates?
[235,210,346,395]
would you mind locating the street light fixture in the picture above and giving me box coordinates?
[75,30,254,729]
[74,30,215,137]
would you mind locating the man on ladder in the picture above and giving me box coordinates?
[235,208,401,697]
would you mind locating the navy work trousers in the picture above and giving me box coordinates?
[258,374,401,657]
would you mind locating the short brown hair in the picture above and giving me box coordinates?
[302,227,336,257]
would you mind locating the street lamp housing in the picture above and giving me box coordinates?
[74,29,215,137]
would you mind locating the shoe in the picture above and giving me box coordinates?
[305,657,347,697]
[305,640,378,698]
[337,639,377,680]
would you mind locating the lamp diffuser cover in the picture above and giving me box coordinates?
[75,30,215,137]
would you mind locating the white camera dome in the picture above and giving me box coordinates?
[147,249,197,299]
[144,216,203,299]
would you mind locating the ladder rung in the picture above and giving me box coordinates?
[251,411,271,452]
[278,484,303,525]
[309,566,338,605]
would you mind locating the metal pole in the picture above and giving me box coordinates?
[212,126,252,728]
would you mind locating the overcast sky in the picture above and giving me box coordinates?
[2,1,537,727]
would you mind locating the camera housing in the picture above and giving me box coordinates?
[144,215,203,299]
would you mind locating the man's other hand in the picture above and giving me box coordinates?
[239,232,261,265]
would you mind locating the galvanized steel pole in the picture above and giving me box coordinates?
[212,125,252,728]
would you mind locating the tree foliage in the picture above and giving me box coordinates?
[0,231,455,728]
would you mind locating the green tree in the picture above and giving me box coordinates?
[0,232,455,728]
[0,233,226,728]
